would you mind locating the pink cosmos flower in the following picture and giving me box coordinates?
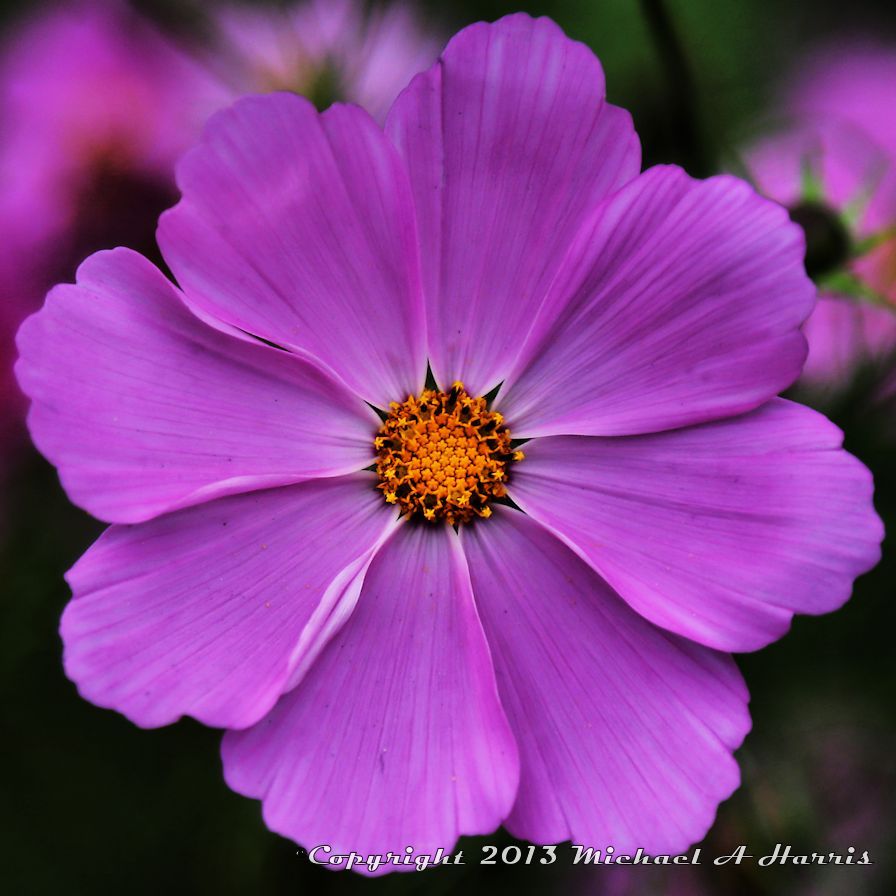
[16,15,883,871]
[208,0,440,122]
[744,47,896,389]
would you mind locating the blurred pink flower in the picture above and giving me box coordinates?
[207,0,440,123]
[0,0,226,256]
[744,48,896,390]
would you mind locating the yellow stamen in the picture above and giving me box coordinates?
[374,382,522,525]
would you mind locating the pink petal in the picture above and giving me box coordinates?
[222,524,519,869]
[497,166,815,437]
[800,295,896,387]
[15,248,377,524]
[62,475,397,730]
[462,508,750,852]
[385,13,640,395]
[158,93,426,407]
[789,42,896,161]
[510,399,883,652]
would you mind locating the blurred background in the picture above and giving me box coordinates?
[1,0,895,893]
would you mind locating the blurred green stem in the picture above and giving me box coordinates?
[639,0,709,175]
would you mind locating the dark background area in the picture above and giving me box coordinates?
[1,1,895,893]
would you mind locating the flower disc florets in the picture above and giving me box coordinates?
[374,382,524,524]
[787,199,852,281]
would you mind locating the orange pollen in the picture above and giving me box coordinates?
[374,382,524,525]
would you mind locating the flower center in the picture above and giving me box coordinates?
[788,200,851,281]
[374,382,524,524]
